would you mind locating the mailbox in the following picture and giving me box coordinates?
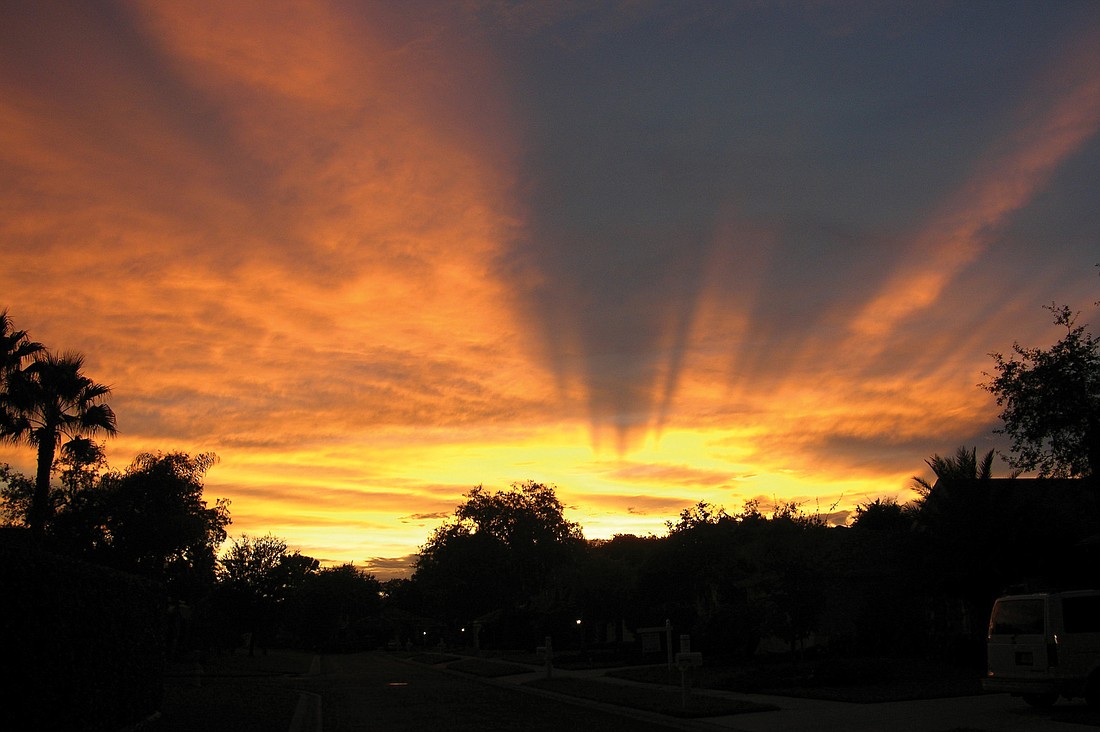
[675,651,702,668]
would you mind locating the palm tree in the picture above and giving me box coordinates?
[0,350,116,536]
[0,310,44,525]
[911,446,995,497]
[0,308,43,376]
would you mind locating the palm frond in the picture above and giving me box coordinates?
[910,475,934,497]
[978,449,995,480]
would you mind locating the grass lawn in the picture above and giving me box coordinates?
[158,649,314,732]
[406,651,463,665]
[608,656,984,704]
[1049,706,1100,727]
[525,676,778,718]
[196,648,315,676]
[447,658,536,677]
[158,680,300,731]
[497,648,647,671]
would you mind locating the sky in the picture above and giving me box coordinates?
[2,1,1099,578]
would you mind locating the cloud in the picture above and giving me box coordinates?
[489,2,1100,459]
[578,492,702,518]
[847,25,1100,345]
[1,1,550,450]
[2,1,1099,569]
[232,513,391,532]
[401,512,451,523]
[363,554,419,580]
[591,460,735,489]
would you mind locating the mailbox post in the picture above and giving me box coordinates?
[666,619,673,671]
[537,636,553,679]
[674,651,703,709]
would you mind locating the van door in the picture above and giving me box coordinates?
[988,598,1050,679]
[1059,593,1100,680]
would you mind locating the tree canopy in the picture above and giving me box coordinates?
[985,304,1100,477]
[90,452,230,603]
[413,481,584,639]
[215,533,319,655]
[418,481,584,574]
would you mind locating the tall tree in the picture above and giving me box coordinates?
[216,534,318,655]
[0,351,116,536]
[286,564,383,651]
[95,452,229,601]
[0,310,43,526]
[985,304,1100,478]
[0,440,108,535]
[421,481,583,589]
[414,481,584,640]
[218,534,305,600]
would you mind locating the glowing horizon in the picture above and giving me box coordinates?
[2,2,1099,578]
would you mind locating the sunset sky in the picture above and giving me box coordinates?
[2,1,1099,578]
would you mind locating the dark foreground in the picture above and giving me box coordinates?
[160,650,679,732]
[158,650,1100,732]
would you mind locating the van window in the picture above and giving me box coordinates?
[1063,595,1100,633]
[990,599,1045,635]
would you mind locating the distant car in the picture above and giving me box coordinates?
[983,590,1100,708]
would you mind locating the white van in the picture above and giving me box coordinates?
[984,590,1100,708]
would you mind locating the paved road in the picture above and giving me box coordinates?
[296,653,1100,732]
[304,653,682,731]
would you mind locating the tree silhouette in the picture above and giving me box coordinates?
[0,351,116,536]
[985,304,1100,478]
[851,497,917,531]
[217,533,318,655]
[0,310,44,526]
[421,481,584,596]
[94,452,229,593]
[0,462,34,526]
[414,481,584,646]
[911,446,995,497]
[286,564,383,651]
[0,309,43,377]
[53,437,108,506]
[218,533,317,604]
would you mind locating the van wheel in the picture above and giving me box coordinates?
[1022,692,1058,708]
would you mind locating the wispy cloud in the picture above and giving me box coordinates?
[591,460,735,489]
[848,27,1100,345]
